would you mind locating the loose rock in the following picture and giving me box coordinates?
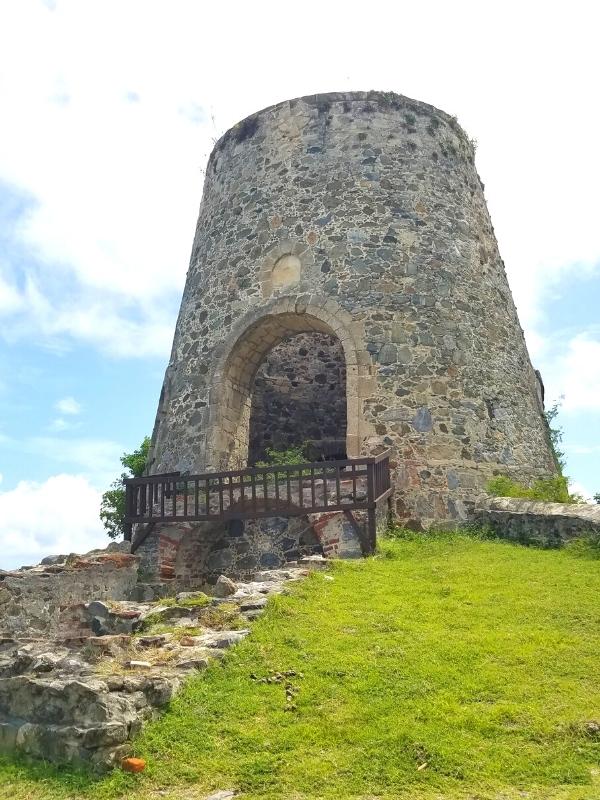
[213,575,237,598]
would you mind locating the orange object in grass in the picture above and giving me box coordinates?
[121,757,146,773]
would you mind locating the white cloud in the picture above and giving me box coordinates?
[55,396,81,415]
[0,276,175,357]
[0,271,24,314]
[0,474,108,570]
[547,333,600,413]
[49,418,69,431]
[48,417,82,432]
[569,482,595,504]
[24,436,124,487]
[0,0,598,358]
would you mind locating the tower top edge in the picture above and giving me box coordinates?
[210,90,472,160]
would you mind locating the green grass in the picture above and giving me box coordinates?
[2,533,600,800]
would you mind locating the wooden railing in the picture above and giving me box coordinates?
[124,450,392,552]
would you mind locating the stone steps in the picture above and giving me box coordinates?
[0,672,180,767]
[0,554,322,767]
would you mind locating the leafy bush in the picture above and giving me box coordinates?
[486,473,582,504]
[255,442,313,477]
[100,436,150,539]
[160,593,211,609]
[255,443,309,468]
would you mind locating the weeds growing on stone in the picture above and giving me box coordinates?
[159,594,211,609]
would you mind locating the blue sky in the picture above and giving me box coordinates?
[0,0,598,568]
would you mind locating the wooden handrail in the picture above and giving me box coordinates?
[125,451,391,486]
[125,451,392,554]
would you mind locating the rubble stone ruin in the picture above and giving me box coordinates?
[147,90,556,529]
[0,91,589,771]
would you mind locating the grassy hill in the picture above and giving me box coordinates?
[2,532,600,800]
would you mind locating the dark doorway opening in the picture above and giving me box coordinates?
[248,332,347,464]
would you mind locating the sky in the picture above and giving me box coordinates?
[0,0,598,569]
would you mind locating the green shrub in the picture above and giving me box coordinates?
[160,593,211,609]
[486,475,529,499]
[100,436,150,538]
[486,474,582,504]
[255,443,309,467]
[544,400,566,472]
[255,442,314,477]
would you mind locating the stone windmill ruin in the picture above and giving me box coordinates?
[127,91,556,582]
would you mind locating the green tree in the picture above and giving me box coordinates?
[100,436,150,539]
[594,492,600,505]
[544,399,566,473]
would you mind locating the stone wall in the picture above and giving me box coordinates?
[248,331,346,463]
[136,518,316,588]
[135,508,369,589]
[0,540,315,768]
[477,497,600,547]
[0,547,138,639]
[148,90,557,528]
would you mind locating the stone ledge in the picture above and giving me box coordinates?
[476,497,600,547]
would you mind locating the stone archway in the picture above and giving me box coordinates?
[205,295,373,471]
[248,331,347,464]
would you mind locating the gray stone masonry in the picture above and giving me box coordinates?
[0,546,138,639]
[148,90,557,529]
[0,540,322,768]
[477,497,600,547]
[249,331,346,463]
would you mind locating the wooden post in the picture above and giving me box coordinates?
[366,460,377,554]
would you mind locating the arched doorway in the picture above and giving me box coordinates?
[205,299,369,471]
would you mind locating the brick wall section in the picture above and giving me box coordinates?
[136,509,368,587]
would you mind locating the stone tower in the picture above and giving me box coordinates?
[148,91,556,528]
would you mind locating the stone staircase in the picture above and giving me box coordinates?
[0,542,327,768]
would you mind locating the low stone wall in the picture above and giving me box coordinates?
[0,671,177,768]
[476,497,600,547]
[0,554,321,768]
[0,546,138,639]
